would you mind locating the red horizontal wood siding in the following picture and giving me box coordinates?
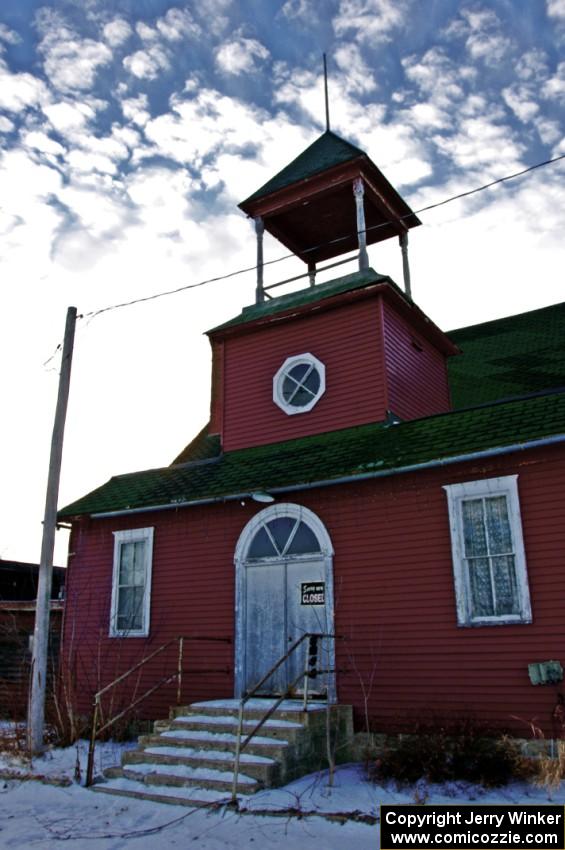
[220,299,388,451]
[382,299,451,420]
[63,443,565,737]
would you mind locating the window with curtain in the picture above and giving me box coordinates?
[444,476,531,626]
[110,527,154,637]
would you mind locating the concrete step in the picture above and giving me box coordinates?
[172,699,328,724]
[105,762,260,794]
[92,777,237,808]
[169,713,302,742]
[91,698,353,806]
[139,728,290,760]
[123,745,278,784]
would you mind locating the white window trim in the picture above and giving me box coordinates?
[443,475,532,627]
[109,527,154,638]
[273,352,326,415]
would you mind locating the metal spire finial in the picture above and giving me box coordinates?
[323,53,330,131]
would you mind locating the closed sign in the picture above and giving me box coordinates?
[301,582,325,605]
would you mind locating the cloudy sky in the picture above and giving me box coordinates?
[0,0,564,566]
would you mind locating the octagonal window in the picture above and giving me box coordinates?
[273,353,326,415]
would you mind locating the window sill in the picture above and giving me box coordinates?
[459,616,532,628]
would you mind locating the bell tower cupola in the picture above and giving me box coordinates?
[239,129,421,303]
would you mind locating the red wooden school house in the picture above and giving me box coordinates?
[59,130,565,743]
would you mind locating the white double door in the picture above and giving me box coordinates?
[244,557,329,696]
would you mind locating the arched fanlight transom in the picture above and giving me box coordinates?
[246,516,321,560]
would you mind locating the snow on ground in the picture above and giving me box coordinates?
[1,732,565,849]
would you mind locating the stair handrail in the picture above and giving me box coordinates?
[230,632,336,803]
[85,634,231,787]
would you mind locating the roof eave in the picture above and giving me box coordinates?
[83,432,565,520]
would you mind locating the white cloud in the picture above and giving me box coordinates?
[120,93,151,126]
[123,45,170,79]
[23,130,66,157]
[215,35,269,75]
[442,7,513,66]
[404,102,448,129]
[192,0,232,34]
[515,48,549,82]
[273,65,431,188]
[43,100,96,133]
[67,149,115,176]
[466,31,512,64]
[402,48,472,109]
[0,59,51,112]
[461,8,512,64]
[0,148,62,206]
[280,0,318,20]
[460,7,500,30]
[136,22,159,42]
[547,0,565,19]
[125,166,193,235]
[102,18,132,47]
[156,8,200,41]
[38,22,112,92]
[334,44,376,94]
[0,23,21,45]
[433,115,525,174]
[112,124,141,150]
[502,85,539,123]
[0,116,14,133]
[51,225,115,271]
[542,62,565,100]
[534,117,562,144]
[333,0,408,43]
[57,182,131,239]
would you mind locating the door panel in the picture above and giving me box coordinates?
[286,559,328,694]
[244,562,285,693]
[244,557,329,695]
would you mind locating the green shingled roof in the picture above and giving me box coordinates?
[240,130,364,206]
[59,390,565,518]
[171,424,221,465]
[209,268,392,333]
[448,301,565,409]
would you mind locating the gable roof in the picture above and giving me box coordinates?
[448,301,565,408]
[240,130,365,206]
[59,389,565,519]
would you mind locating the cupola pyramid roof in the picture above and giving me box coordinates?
[239,128,421,265]
[241,130,365,205]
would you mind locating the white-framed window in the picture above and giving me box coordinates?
[109,527,154,637]
[443,476,532,627]
[273,353,326,415]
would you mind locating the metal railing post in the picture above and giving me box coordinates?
[86,697,99,787]
[231,700,245,804]
[176,636,184,705]
[302,640,310,711]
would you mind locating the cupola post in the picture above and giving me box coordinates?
[399,232,412,299]
[239,129,421,296]
[254,216,265,304]
[308,262,316,287]
[353,178,369,271]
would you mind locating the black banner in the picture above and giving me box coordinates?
[381,805,565,849]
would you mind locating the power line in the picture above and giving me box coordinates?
[79,151,564,323]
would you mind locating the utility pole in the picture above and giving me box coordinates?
[28,306,77,755]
